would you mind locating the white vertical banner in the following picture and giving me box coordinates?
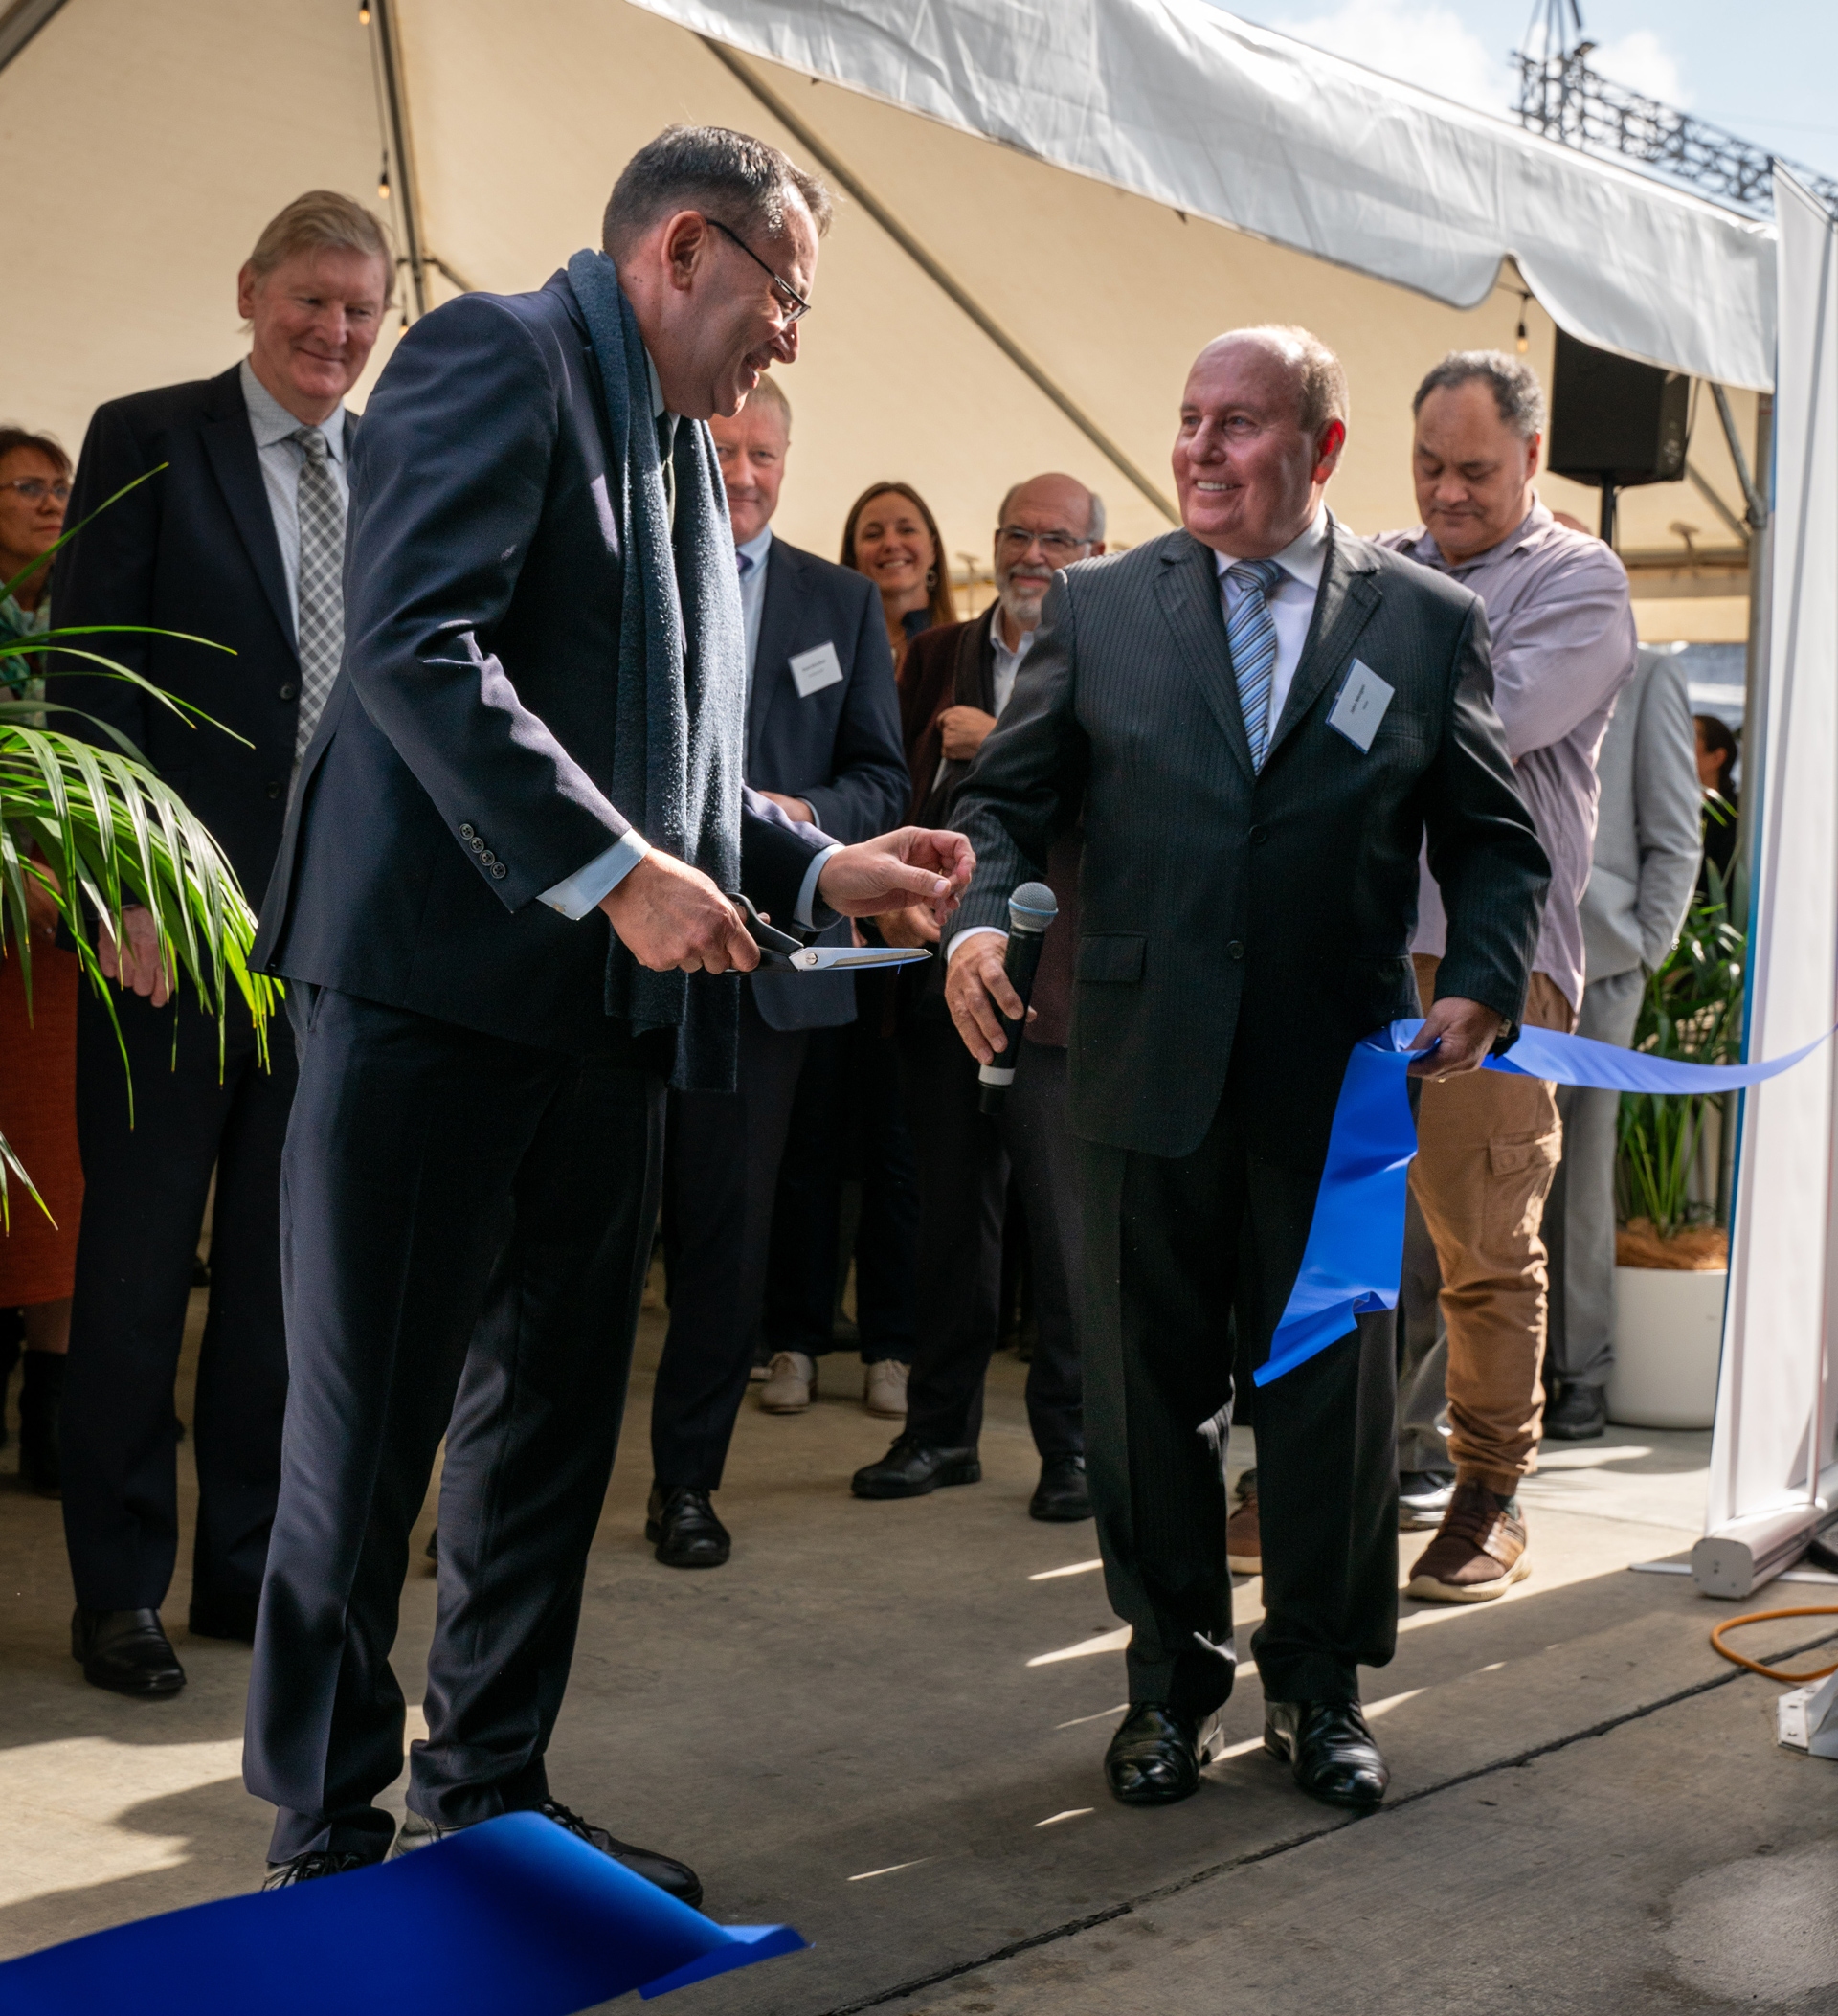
[1708,170,1838,1535]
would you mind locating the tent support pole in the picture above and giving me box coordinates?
[370,0,430,320]
[0,0,71,77]
[698,36,1179,526]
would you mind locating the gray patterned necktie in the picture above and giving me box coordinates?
[290,425,345,761]
[1224,556,1284,771]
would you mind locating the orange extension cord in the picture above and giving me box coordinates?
[1709,1605,1838,1683]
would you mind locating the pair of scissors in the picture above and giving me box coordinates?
[730,893,932,973]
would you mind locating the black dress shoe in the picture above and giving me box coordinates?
[262,1849,376,1889]
[189,1591,259,1643]
[1103,1704,1222,1806]
[1264,1698,1388,1807]
[1543,1381,1608,1441]
[850,1435,980,1499]
[645,1486,730,1568]
[392,1801,703,1910]
[71,1607,185,1697]
[1029,1454,1092,1522]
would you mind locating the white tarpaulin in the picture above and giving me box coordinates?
[1708,168,1838,1543]
[639,0,1777,393]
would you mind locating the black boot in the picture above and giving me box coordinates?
[19,1349,63,1497]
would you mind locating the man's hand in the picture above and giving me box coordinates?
[877,903,941,950]
[938,705,997,763]
[98,903,172,1007]
[1407,995,1505,1080]
[759,790,815,824]
[599,851,760,974]
[946,931,1031,1064]
[816,827,974,926]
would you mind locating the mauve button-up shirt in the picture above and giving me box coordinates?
[1379,497,1638,1012]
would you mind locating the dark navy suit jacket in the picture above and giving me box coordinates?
[745,536,906,1032]
[53,367,306,901]
[253,274,831,1061]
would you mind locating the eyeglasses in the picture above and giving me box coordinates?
[706,216,813,327]
[997,526,1092,561]
[3,478,71,504]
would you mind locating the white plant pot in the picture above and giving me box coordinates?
[1607,1265,1727,1430]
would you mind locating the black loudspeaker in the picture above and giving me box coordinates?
[1548,328,1691,489]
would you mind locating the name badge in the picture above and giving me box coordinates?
[790,641,844,700]
[1326,659,1394,752]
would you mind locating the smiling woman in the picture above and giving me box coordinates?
[840,481,955,670]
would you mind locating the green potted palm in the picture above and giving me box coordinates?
[1609,861,1742,1429]
[1,480,276,1216]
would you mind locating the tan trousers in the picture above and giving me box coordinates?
[1408,956,1576,1498]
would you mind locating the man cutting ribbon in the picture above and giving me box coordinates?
[945,326,1549,1816]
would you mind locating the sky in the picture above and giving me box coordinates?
[1234,0,1838,188]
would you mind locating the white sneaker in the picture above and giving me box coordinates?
[863,1358,909,1419]
[759,1351,817,1413]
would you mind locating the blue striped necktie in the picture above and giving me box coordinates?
[1225,556,1284,771]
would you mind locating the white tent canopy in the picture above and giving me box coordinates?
[649,0,1776,393]
[1,0,1767,602]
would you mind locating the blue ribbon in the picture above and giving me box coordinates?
[0,1813,805,2016]
[1258,1019,1829,1387]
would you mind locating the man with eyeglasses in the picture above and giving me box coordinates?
[242,125,969,1897]
[854,475,1104,1521]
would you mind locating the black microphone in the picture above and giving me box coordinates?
[976,882,1059,1114]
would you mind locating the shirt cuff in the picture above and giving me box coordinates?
[540,829,650,919]
[947,925,1007,963]
[795,843,843,930]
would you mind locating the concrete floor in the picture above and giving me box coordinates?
[2,1288,1835,2016]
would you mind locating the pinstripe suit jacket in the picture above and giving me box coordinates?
[949,519,1550,1160]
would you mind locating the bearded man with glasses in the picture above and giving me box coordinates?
[858,475,1105,1522]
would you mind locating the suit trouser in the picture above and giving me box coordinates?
[897,1019,1083,1461]
[1077,1087,1399,1715]
[1543,967,1645,1393]
[763,999,919,1364]
[1409,956,1574,1497]
[245,988,662,1862]
[650,992,808,1491]
[61,986,295,1615]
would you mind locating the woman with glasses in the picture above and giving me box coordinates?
[841,482,956,673]
[0,426,81,1495]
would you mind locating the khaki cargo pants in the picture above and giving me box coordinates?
[1408,955,1576,1498]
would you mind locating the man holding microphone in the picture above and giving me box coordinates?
[945,325,1547,1814]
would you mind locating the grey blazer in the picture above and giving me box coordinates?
[949,521,1551,1160]
[1580,645,1702,985]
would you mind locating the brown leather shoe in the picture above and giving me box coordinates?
[1226,1489,1261,1574]
[1405,1483,1531,1602]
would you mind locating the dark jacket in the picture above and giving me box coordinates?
[253,276,830,1060]
[950,522,1550,1160]
[52,366,308,901]
[899,604,1081,1047]
[746,536,907,1033]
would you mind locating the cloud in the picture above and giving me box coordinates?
[1265,1,1692,120]
[1587,29,1691,108]
[1266,0,1513,116]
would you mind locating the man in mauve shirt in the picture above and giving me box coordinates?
[1380,349,1636,1603]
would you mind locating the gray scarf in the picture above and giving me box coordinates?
[566,250,744,1091]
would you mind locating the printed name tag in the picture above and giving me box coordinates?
[1326,659,1394,752]
[790,641,844,700]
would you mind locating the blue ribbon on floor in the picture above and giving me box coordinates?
[1257,1018,1830,1388]
[0,1813,805,2016]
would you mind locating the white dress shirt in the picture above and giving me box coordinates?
[1212,505,1331,738]
[991,614,1036,718]
[237,358,349,637]
[950,514,1330,966]
[540,359,835,930]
